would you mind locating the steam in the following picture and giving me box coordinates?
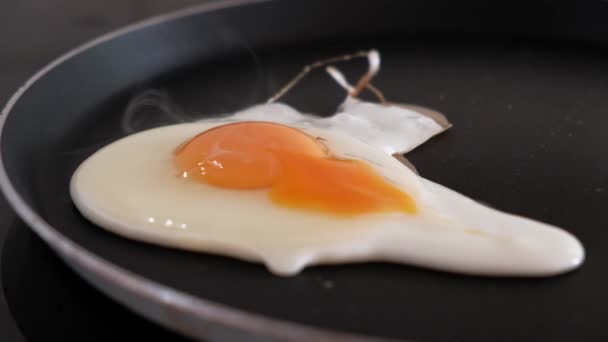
[121,16,265,134]
[122,89,187,134]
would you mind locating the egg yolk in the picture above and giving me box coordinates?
[174,122,415,215]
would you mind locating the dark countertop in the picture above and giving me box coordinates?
[0,2,205,341]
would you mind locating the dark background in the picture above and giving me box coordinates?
[0,1,204,341]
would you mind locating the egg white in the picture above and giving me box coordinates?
[205,101,448,155]
[70,123,584,276]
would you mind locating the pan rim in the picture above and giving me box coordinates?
[0,1,394,341]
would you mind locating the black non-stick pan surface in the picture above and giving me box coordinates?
[2,1,607,341]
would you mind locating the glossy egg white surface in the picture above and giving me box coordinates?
[70,122,584,276]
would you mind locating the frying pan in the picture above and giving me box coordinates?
[2,0,608,340]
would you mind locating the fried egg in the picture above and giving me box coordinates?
[70,121,584,276]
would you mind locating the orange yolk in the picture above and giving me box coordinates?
[174,122,416,215]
